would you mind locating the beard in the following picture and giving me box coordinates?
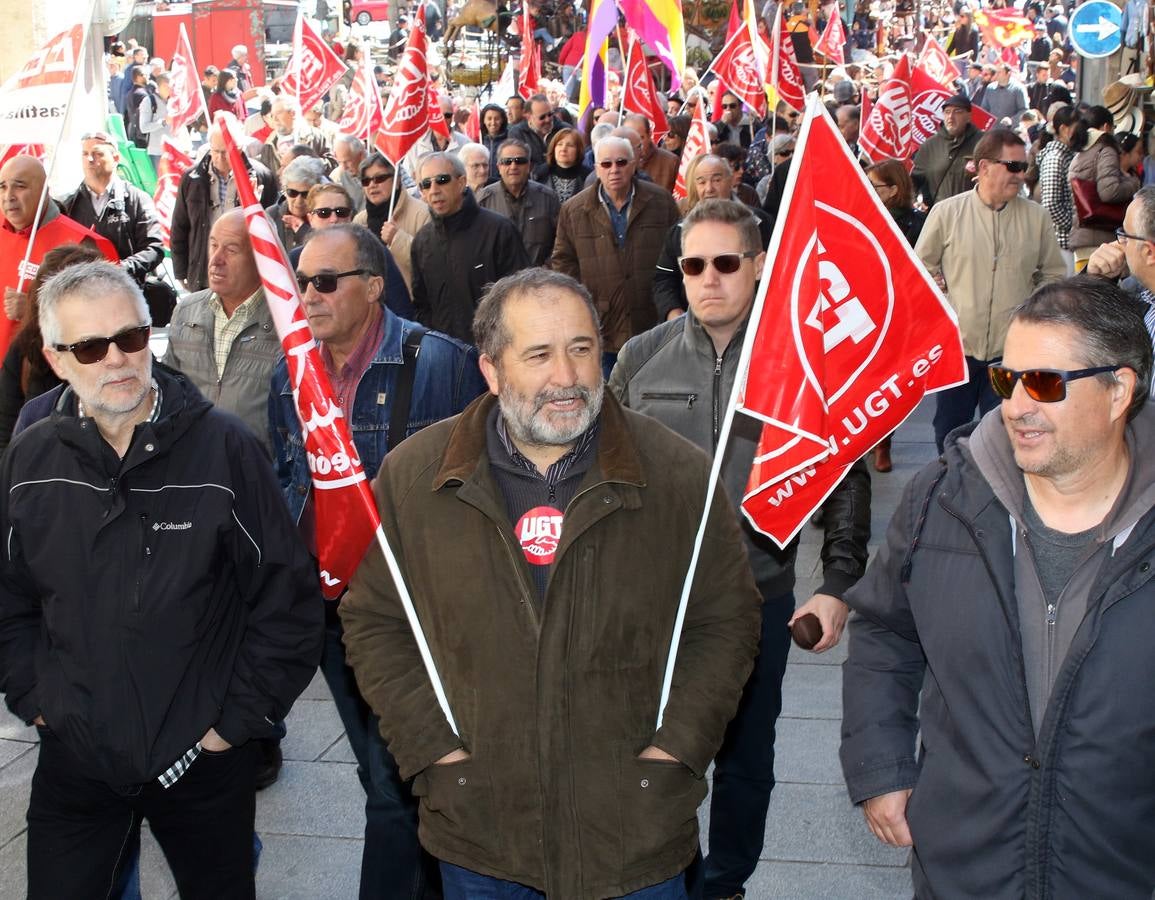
[499,378,604,449]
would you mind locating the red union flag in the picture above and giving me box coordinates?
[216,112,378,598]
[0,24,86,144]
[908,62,954,155]
[673,99,711,200]
[770,13,805,112]
[859,56,912,162]
[623,31,669,143]
[813,6,847,66]
[735,98,966,546]
[168,24,208,133]
[377,6,433,164]
[916,37,961,88]
[517,5,541,100]
[280,14,349,116]
[338,56,384,141]
[713,19,768,116]
[152,138,194,248]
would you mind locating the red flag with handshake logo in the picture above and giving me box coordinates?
[280,13,349,116]
[376,6,434,164]
[734,97,966,546]
[167,24,208,133]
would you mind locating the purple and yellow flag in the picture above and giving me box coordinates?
[619,0,685,93]
[579,0,618,122]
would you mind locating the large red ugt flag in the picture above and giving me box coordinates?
[735,98,967,546]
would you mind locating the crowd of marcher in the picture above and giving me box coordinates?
[0,1,1154,897]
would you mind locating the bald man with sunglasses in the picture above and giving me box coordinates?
[841,276,1155,899]
[915,128,1065,453]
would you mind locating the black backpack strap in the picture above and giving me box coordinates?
[388,326,427,452]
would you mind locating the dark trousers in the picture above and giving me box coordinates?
[441,863,687,899]
[321,603,435,900]
[27,728,257,900]
[688,589,794,898]
[932,355,1001,453]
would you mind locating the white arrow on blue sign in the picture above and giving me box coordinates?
[1069,0,1123,58]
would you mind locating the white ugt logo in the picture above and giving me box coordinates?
[804,239,876,352]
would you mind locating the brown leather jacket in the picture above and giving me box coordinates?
[550,180,681,352]
[340,393,761,897]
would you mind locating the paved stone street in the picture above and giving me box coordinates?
[0,400,939,899]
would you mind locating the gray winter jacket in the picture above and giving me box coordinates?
[609,311,871,600]
[841,405,1155,899]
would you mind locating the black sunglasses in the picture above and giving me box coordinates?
[284,187,309,198]
[499,155,529,165]
[296,268,369,294]
[678,251,759,277]
[418,173,455,190]
[722,102,741,110]
[54,324,151,365]
[987,364,1119,402]
[310,206,352,220]
[360,172,394,186]
[598,158,631,169]
[988,159,1029,174]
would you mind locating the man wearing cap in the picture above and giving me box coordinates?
[911,94,984,208]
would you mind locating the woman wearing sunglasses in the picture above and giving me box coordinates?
[352,152,432,294]
[305,183,354,231]
[1067,105,1141,268]
[268,156,329,255]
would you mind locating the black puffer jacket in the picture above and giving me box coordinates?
[0,365,322,785]
[410,188,529,344]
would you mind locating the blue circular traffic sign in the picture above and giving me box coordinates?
[1069,0,1123,58]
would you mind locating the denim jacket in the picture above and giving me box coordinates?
[269,308,488,523]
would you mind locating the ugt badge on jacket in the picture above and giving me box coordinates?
[735,95,967,547]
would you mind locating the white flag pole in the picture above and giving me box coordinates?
[654,92,823,730]
[14,2,98,299]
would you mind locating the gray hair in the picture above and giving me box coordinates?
[594,136,634,161]
[473,268,600,361]
[39,261,150,348]
[281,156,330,187]
[1133,186,1155,240]
[417,151,465,179]
[458,143,490,164]
[1012,276,1153,419]
[589,123,615,147]
[333,134,365,155]
[496,138,530,158]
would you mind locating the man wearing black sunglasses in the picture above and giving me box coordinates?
[476,138,561,267]
[1,260,321,898]
[611,200,870,900]
[916,128,1065,452]
[842,277,1155,899]
[410,152,530,344]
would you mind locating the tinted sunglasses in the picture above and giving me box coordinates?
[360,172,394,186]
[499,155,529,165]
[419,173,455,190]
[987,364,1119,402]
[310,206,352,220]
[722,102,741,110]
[296,268,369,293]
[989,159,1029,174]
[54,324,151,365]
[284,187,309,198]
[598,158,631,169]
[677,251,759,276]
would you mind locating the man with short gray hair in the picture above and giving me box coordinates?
[410,151,529,343]
[476,138,560,266]
[331,134,367,212]
[0,260,320,898]
[551,136,681,374]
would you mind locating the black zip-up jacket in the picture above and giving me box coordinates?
[609,312,870,599]
[410,187,530,344]
[57,179,165,285]
[0,365,322,785]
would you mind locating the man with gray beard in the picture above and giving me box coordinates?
[339,268,761,897]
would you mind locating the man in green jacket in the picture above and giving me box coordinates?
[340,268,761,899]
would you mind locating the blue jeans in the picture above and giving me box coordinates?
[440,863,688,899]
[932,355,1000,453]
[689,589,794,898]
[320,604,433,899]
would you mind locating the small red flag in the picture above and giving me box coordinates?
[673,99,711,201]
[517,5,541,100]
[152,138,194,248]
[215,112,379,598]
[915,37,962,88]
[735,99,966,545]
[337,55,384,143]
[376,6,434,165]
[280,14,350,118]
[167,24,209,133]
[973,7,1035,48]
[813,7,847,66]
[858,56,912,162]
[770,12,805,112]
[622,30,669,143]
[464,98,481,142]
[713,15,769,117]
